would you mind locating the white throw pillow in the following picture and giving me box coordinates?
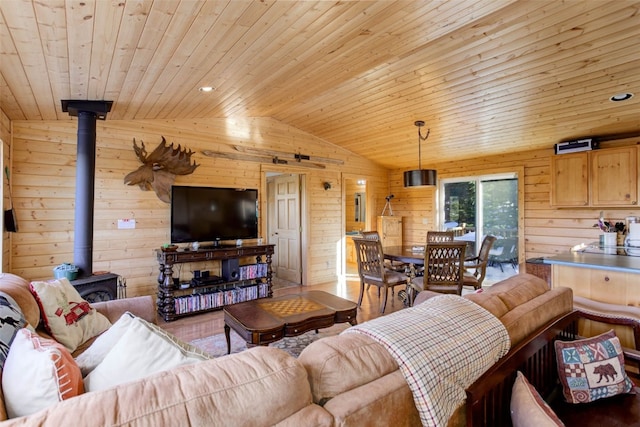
[29,278,111,352]
[75,311,136,376]
[3,328,84,418]
[84,316,210,392]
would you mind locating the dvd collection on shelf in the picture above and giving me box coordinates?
[174,281,269,315]
[238,263,268,280]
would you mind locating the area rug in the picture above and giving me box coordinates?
[190,323,351,358]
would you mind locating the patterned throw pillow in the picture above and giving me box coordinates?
[0,292,28,370]
[29,278,111,352]
[554,330,634,404]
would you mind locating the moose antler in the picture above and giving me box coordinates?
[124,136,199,203]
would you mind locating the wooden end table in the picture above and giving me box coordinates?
[223,291,358,354]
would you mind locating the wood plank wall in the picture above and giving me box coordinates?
[9,118,388,296]
[389,137,640,262]
[7,114,640,298]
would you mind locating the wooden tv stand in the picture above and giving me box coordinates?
[156,244,274,322]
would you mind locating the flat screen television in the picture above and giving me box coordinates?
[171,186,258,244]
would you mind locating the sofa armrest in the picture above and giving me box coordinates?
[92,296,156,324]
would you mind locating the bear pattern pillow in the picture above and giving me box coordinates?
[555,330,634,404]
[29,278,111,352]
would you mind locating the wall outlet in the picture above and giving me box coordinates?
[422,218,429,225]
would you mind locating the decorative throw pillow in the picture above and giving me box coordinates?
[555,330,634,404]
[510,371,564,427]
[2,328,84,418]
[74,311,136,377]
[84,315,210,392]
[0,292,28,370]
[29,278,111,352]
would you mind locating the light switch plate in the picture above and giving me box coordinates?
[117,219,136,229]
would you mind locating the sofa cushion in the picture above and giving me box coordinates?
[510,371,564,427]
[83,314,210,391]
[464,292,510,319]
[486,273,549,311]
[299,332,398,404]
[29,278,111,352]
[500,287,573,346]
[1,347,331,427]
[0,273,40,328]
[2,328,84,418]
[0,293,28,370]
[555,330,634,404]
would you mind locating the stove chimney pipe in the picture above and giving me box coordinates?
[61,100,113,278]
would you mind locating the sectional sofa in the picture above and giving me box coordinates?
[0,272,572,426]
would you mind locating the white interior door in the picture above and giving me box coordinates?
[268,174,302,283]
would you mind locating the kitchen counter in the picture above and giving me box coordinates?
[545,251,640,349]
[543,251,640,274]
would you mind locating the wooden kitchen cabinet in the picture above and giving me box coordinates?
[377,216,402,249]
[550,152,589,206]
[590,146,637,206]
[345,236,356,264]
[550,146,638,207]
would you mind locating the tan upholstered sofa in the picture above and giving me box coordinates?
[297,273,573,426]
[0,272,572,426]
[0,272,333,426]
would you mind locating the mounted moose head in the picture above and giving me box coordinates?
[124,136,199,203]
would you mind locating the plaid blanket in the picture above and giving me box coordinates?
[343,294,510,427]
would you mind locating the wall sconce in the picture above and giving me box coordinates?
[404,120,437,187]
[323,182,332,190]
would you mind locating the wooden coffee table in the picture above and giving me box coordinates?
[223,291,358,354]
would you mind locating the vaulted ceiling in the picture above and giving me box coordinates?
[1,0,639,169]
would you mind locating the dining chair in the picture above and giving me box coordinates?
[488,237,519,272]
[360,231,380,241]
[409,241,466,301]
[361,230,406,274]
[426,231,454,243]
[352,238,409,313]
[411,231,455,278]
[463,235,497,290]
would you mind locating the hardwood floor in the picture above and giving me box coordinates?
[159,275,408,343]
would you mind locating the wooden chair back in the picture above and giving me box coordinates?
[426,231,454,243]
[360,231,381,241]
[466,235,497,284]
[424,241,467,295]
[353,238,386,281]
[353,237,408,313]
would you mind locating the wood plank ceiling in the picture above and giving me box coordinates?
[1,0,639,169]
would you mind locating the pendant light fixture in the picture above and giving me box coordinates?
[404,120,437,187]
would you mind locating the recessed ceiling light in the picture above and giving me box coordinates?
[610,92,633,102]
[199,86,214,93]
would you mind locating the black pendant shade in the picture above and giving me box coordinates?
[404,169,437,187]
[404,120,437,187]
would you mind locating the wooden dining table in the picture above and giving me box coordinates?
[382,246,426,306]
[383,245,425,266]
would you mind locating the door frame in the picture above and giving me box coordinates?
[260,165,308,285]
[436,166,525,266]
[341,172,375,278]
